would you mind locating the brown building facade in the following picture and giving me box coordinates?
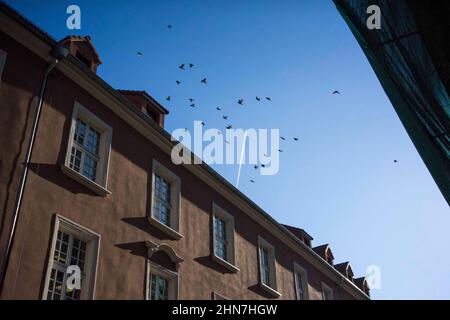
[0,3,369,300]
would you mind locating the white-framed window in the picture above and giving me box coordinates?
[293,262,309,300]
[63,101,112,196]
[147,264,178,300]
[0,48,7,80]
[211,203,239,272]
[145,241,182,300]
[43,215,100,300]
[321,282,334,300]
[149,159,182,239]
[257,236,280,297]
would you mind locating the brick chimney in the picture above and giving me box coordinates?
[118,90,169,128]
[60,35,102,73]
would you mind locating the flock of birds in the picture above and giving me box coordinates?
[135,25,398,185]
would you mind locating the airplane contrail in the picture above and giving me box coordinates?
[236,130,248,188]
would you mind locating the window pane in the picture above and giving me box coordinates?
[82,154,98,181]
[74,119,86,145]
[154,175,171,226]
[47,228,93,300]
[295,272,305,300]
[69,147,83,172]
[71,119,101,182]
[150,274,168,300]
[70,237,87,271]
[54,231,70,264]
[86,126,100,155]
[214,217,227,260]
[260,247,270,286]
[47,268,65,300]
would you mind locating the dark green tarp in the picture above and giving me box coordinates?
[334,0,450,205]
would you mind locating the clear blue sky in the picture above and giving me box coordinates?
[6,0,449,299]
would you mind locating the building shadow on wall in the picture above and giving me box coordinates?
[0,95,34,239]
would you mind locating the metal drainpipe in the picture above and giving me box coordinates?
[0,44,68,295]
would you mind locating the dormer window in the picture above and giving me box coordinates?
[117,90,169,128]
[335,262,354,282]
[75,51,91,68]
[313,244,334,266]
[59,35,102,73]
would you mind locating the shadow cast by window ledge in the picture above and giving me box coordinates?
[114,241,147,258]
[193,255,236,275]
[247,284,278,299]
[121,216,174,241]
[28,162,100,196]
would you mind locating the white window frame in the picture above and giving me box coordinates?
[62,101,112,196]
[211,203,239,273]
[0,48,7,81]
[293,262,309,300]
[146,262,178,300]
[257,236,281,298]
[149,159,182,239]
[43,215,100,300]
[321,282,334,300]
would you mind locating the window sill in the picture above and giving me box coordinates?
[259,282,281,298]
[61,165,111,196]
[211,254,240,273]
[148,216,183,240]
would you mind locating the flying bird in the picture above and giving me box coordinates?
[394,160,398,163]
[166,96,171,101]
[254,165,259,169]
[201,121,205,126]
[201,78,207,84]
[179,64,185,70]
[176,80,181,85]
[226,125,233,129]
[216,107,222,111]
[237,99,244,105]
[261,164,266,168]
[250,180,255,183]
[137,52,143,56]
[281,136,286,141]
[189,98,195,102]
[332,90,341,95]
[167,24,172,29]
[256,96,261,101]
[293,137,299,141]
[190,103,196,108]
[189,63,194,68]
[278,149,283,153]
[222,115,228,120]
[265,97,271,101]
